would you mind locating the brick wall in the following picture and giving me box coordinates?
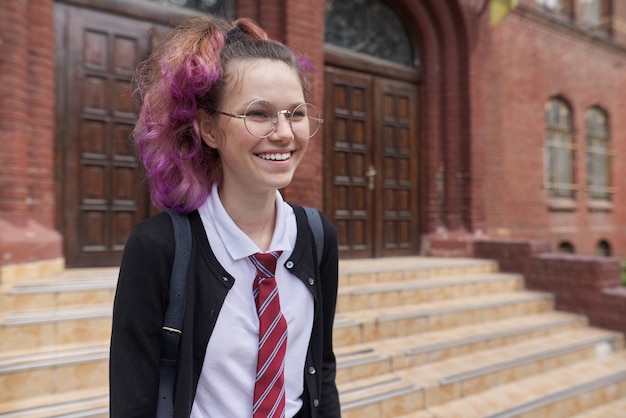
[475,238,626,334]
[283,0,325,208]
[1,1,30,216]
[0,0,62,269]
[478,1,626,256]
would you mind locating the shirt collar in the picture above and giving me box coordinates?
[206,183,290,260]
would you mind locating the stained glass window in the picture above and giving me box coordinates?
[325,0,417,67]
[156,0,235,17]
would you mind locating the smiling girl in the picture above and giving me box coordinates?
[109,15,340,418]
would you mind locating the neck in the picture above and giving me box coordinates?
[218,186,277,252]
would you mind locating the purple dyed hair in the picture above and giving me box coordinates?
[131,16,313,214]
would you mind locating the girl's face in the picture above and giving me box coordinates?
[201,59,309,199]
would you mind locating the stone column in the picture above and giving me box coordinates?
[0,0,63,283]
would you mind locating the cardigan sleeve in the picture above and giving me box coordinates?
[109,213,174,417]
[318,212,342,417]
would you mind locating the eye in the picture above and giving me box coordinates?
[245,109,272,121]
[290,108,307,122]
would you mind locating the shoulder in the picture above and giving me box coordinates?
[123,211,177,259]
[133,211,174,236]
[291,205,337,242]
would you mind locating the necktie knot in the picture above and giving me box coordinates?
[249,251,282,278]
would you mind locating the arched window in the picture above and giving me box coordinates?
[325,0,417,67]
[544,98,575,199]
[152,0,235,16]
[586,107,611,200]
[558,241,575,253]
[596,240,612,256]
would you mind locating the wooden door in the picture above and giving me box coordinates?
[373,78,419,256]
[56,5,160,267]
[324,67,419,258]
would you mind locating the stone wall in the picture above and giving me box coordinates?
[475,238,626,334]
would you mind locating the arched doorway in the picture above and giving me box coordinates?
[323,0,421,258]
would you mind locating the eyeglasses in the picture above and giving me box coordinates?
[211,99,323,139]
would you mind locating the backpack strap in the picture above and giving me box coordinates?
[303,207,324,267]
[157,210,192,418]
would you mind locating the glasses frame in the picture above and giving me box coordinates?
[211,99,324,139]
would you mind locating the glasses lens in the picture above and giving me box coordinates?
[290,103,321,139]
[243,100,277,138]
[242,100,322,139]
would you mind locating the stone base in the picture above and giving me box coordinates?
[0,257,65,285]
[0,212,64,284]
[421,228,479,258]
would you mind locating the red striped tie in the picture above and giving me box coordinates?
[249,251,287,418]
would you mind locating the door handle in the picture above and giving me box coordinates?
[366,164,377,191]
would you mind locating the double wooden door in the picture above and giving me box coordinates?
[324,67,420,258]
[55,5,166,267]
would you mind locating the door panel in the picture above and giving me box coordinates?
[324,68,375,258]
[56,5,161,266]
[374,78,419,256]
[324,67,419,258]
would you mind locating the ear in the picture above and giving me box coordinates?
[195,110,219,148]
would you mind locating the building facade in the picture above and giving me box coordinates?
[1,0,625,279]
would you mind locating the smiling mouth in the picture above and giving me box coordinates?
[256,152,291,161]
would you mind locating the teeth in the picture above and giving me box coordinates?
[258,152,290,161]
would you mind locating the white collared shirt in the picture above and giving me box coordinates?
[190,184,314,418]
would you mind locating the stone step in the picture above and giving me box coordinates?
[334,290,554,347]
[0,259,492,315]
[337,273,523,313]
[338,328,623,417]
[570,396,626,418]
[0,257,623,418]
[338,258,498,286]
[0,268,118,314]
[338,373,422,418]
[335,311,587,384]
[0,345,109,404]
[0,306,112,356]
[0,387,108,418]
[397,350,626,418]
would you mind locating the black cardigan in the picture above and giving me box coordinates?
[109,205,341,417]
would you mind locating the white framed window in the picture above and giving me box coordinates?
[579,0,603,28]
[586,107,612,200]
[544,98,576,199]
[537,0,565,11]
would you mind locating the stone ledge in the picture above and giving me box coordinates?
[0,258,65,286]
[0,212,64,284]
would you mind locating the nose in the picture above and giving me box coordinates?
[269,112,294,140]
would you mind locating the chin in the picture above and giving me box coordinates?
[271,175,295,191]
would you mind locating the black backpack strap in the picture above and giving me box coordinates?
[157,210,192,418]
[303,207,324,267]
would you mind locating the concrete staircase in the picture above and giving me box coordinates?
[336,258,626,418]
[0,257,625,417]
[0,268,115,417]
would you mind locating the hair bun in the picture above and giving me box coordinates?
[225,26,247,43]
